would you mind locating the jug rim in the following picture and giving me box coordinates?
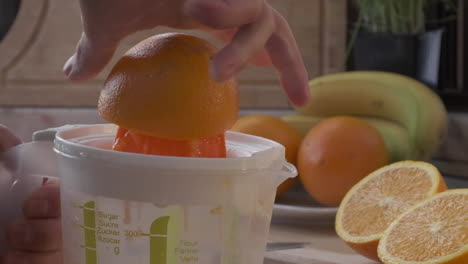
[53,124,292,173]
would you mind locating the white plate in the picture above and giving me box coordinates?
[271,175,468,226]
[271,185,338,226]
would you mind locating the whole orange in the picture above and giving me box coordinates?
[230,114,303,196]
[297,116,389,207]
[98,33,239,140]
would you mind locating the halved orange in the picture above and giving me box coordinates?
[98,33,238,141]
[335,161,447,261]
[378,189,468,264]
[97,33,239,158]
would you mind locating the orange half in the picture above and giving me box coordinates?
[378,189,468,264]
[335,161,447,261]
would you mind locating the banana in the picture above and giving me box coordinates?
[282,114,414,162]
[373,73,448,160]
[295,71,448,160]
[281,115,322,136]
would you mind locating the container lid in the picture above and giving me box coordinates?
[54,124,291,173]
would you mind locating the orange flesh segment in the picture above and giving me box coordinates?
[112,127,226,158]
[342,167,435,237]
[381,191,468,262]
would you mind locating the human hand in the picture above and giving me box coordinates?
[64,0,310,106]
[3,182,62,264]
[0,126,62,263]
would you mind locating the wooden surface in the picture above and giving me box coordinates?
[0,0,347,108]
[321,0,348,74]
[265,224,378,264]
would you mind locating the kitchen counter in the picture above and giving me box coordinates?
[265,223,377,264]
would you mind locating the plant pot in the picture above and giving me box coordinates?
[350,28,445,89]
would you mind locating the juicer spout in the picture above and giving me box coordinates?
[274,162,297,187]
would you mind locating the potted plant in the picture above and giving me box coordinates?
[347,0,458,89]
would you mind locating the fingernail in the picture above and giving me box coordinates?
[209,60,237,82]
[209,61,222,82]
[9,223,33,247]
[295,89,310,107]
[63,55,74,77]
[25,199,49,217]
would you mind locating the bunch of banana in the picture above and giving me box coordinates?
[282,115,413,162]
[282,71,448,162]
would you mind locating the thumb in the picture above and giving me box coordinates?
[63,33,119,82]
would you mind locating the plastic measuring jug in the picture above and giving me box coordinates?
[3,124,296,264]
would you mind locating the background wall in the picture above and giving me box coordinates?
[0,0,347,108]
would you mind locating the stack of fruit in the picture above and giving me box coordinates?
[232,72,467,264]
[285,71,448,162]
[233,71,449,206]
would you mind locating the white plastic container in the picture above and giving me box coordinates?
[5,124,296,264]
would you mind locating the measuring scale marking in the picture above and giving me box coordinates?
[75,199,175,264]
[81,201,97,264]
[143,216,171,264]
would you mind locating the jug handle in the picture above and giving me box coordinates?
[1,126,65,180]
